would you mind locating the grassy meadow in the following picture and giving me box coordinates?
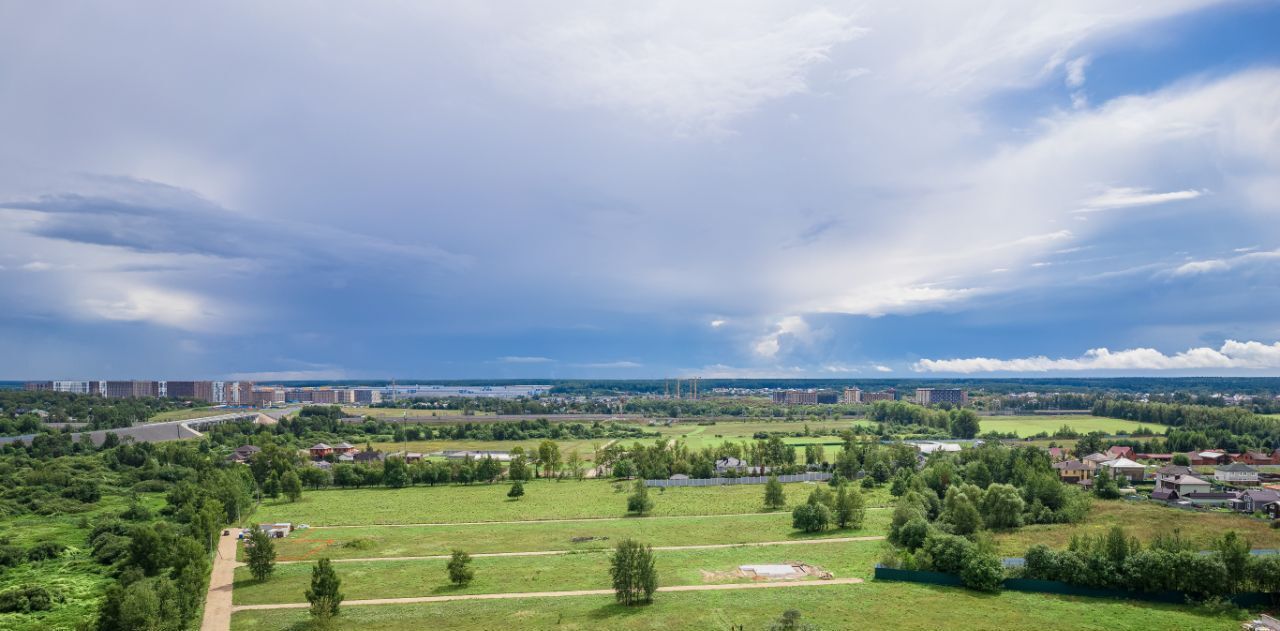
[250,510,890,562]
[248,479,894,526]
[977,415,1166,438]
[230,579,1243,631]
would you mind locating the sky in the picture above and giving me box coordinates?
[1,1,1279,380]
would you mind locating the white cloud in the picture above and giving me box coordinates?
[227,369,347,381]
[1172,249,1280,276]
[819,363,859,373]
[914,339,1280,373]
[1065,56,1090,89]
[573,360,642,369]
[497,356,554,364]
[709,319,726,328]
[874,365,893,373]
[1075,186,1205,213]
[80,286,217,331]
[20,261,51,271]
[753,315,811,357]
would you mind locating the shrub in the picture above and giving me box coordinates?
[26,541,66,562]
[961,551,1004,592]
[0,585,61,613]
[898,518,930,552]
[921,533,974,575]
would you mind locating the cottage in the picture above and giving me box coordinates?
[1181,491,1239,508]
[1152,472,1212,501]
[1154,465,1195,491]
[1082,453,1111,467]
[715,457,754,473]
[353,449,385,464]
[332,441,358,456]
[1047,447,1068,462]
[1100,457,1146,483]
[1052,460,1093,485]
[1214,462,1260,486]
[1187,450,1232,466]
[227,445,261,464]
[309,443,333,458]
[1105,446,1135,459]
[1236,488,1280,514]
[1238,450,1280,466]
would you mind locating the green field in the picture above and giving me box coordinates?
[250,511,890,562]
[232,539,883,605]
[993,499,1280,554]
[343,407,467,419]
[978,415,1166,438]
[230,580,1241,630]
[368,438,611,461]
[249,480,893,526]
[147,407,246,422]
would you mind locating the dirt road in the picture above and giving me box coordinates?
[201,528,242,631]
[232,576,865,611]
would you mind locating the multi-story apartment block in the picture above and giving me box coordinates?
[251,388,285,407]
[915,388,968,406]
[354,389,383,404]
[842,388,862,404]
[166,381,215,401]
[104,380,160,398]
[861,388,897,402]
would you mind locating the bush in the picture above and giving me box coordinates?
[26,540,66,562]
[960,551,1004,592]
[791,503,832,533]
[920,533,974,575]
[627,481,654,515]
[898,518,930,552]
[0,585,62,613]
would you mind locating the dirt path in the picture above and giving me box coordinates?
[306,507,889,529]
[274,535,886,565]
[232,576,865,611]
[201,528,242,631]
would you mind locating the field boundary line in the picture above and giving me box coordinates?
[231,577,865,611]
[273,535,886,565]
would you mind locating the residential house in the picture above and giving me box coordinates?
[353,449,385,465]
[1235,488,1280,515]
[1047,447,1068,462]
[1136,453,1173,462]
[1187,450,1232,466]
[1105,446,1135,460]
[309,443,333,459]
[715,457,750,473]
[1182,491,1240,508]
[1052,460,1093,485]
[1082,453,1112,467]
[1151,470,1212,502]
[1239,450,1280,466]
[1215,462,1260,486]
[1100,457,1146,483]
[332,441,358,456]
[227,445,261,464]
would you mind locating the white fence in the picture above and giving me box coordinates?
[644,472,832,488]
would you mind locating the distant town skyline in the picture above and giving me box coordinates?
[1,2,1279,379]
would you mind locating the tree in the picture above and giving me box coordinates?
[791,503,832,533]
[507,480,525,500]
[537,440,562,479]
[961,551,1004,592]
[834,485,865,529]
[263,471,281,498]
[1092,468,1121,499]
[298,466,331,490]
[245,527,276,582]
[383,457,410,488]
[627,480,653,515]
[447,550,474,587]
[306,558,343,625]
[979,484,1024,530]
[1171,453,1191,466]
[941,489,982,536]
[1074,432,1106,458]
[769,609,819,631]
[567,450,586,480]
[1213,531,1250,592]
[281,470,303,503]
[610,539,657,606]
[948,409,981,439]
[764,475,786,509]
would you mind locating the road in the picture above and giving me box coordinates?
[201,527,242,631]
[0,407,297,446]
[231,576,866,611]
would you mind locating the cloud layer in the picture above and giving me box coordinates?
[915,340,1280,373]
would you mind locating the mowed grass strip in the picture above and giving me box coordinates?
[977,415,1165,438]
[230,578,1242,631]
[251,511,891,562]
[250,480,893,526]
[994,499,1280,554]
[231,539,883,606]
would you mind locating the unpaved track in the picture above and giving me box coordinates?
[274,535,885,565]
[201,528,242,631]
[306,507,889,529]
[232,576,865,611]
